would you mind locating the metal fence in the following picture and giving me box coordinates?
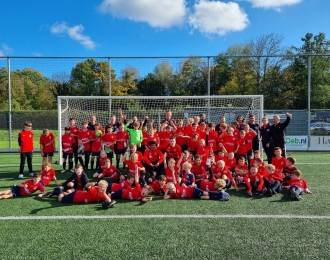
[0,54,330,151]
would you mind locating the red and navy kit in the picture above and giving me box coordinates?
[102,166,120,181]
[121,184,142,200]
[18,179,45,196]
[62,134,74,154]
[181,171,195,186]
[70,126,80,148]
[40,133,55,153]
[211,165,233,182]
[18,130,34,153]
[287,177,308,190]
[170,184,195,199]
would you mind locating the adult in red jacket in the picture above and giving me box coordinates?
[18,122,34,179]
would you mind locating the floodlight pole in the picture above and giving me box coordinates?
[207,56,211,122]
[307,55,312,150]
[7,58,12,150]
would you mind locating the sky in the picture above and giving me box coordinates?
[0,0,329,76]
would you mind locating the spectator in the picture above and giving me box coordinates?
[270,113,292,157]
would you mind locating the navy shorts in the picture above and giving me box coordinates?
[11,185,20,198]
[43,152,54,157]
[111,189,122,200]
[91,152,100,157]
[61,192,75,203]
[192,187,204,199]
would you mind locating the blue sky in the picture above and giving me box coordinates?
[0,0,329,77]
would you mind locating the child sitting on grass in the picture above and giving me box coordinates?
[284,170,311,201]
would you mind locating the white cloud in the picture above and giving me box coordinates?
[189,0,249,36]
[0,44,13,57]
[98,0,187,28]
[50,22,96,49]
[250,0,302,9]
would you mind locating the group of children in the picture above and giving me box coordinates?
[0,113,311,205]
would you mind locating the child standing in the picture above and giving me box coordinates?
[18,122,34,179]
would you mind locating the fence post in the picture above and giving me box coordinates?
[7,57,12,150]
[307,55,312,150]
[207,56,211,121]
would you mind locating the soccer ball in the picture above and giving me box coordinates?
[96,130,103,137]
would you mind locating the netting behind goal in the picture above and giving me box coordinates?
[58,95,263,163]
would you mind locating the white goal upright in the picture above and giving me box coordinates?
[57,95,263,164]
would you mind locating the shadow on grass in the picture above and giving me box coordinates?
[29,196,74,214]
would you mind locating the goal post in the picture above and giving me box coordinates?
[57,95,264,165]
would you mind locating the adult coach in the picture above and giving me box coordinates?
[270,113,292,157]
[259,117,272,163]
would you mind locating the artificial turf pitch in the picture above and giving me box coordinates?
[0,152,329,259]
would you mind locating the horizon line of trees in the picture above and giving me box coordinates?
[0,32,329,111]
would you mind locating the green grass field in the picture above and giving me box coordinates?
[0,152,329,259]
[0,129,58,150]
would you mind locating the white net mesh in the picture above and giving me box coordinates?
[58,95,263,163]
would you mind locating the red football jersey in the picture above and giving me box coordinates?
[170,184,194,199]
[222,135,237,153]
[116,130,129,150]
[102,165,120,181]
[41,168,56,186]
[19,130,34,153]
[165,166,179,182]
[166,144,182,160]
[90,132,102,153]
[207,130,218,149]
[40,133,55,153]
[175,127,189,146]
[143,149,164,165]
[122,184,142,200]
[191,163,208,181]
[73,186,107,203]
[70,126,79,146]
[62,134,74,153]
[19,179,45,196]
[158,131,172,151]
[287,177,308,190]
[78,130,92,152]
[272,157,287,172]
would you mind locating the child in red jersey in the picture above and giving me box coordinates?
[123,152,145,180]
[59,180,115,207]
[0,175,45,199]
[78,121,92,170]
[206,123,218,150]
[211,160,237,189]
[196,139,210,163]
[143,141,164,180]
[221,127,238,154]
[283,157,298,184]
[18,121,34,179]
[243,124,257,159]
[93,159,120,182]
[158,124,173,152]
[40,163,57,187]
[164,173,229,201]
[225,152,236,172]
[62,127,74,173]
[98,150,108,170]
[236,130,249,160]
[187,133,200,158]
[110,167,153,202]
[39,129,55,165]
[246,166,265,197]
[175,119,190,150]
[90,123,103,171]
[114,123,129,168]
[191,155,208,186]
[164,154,181,183]
[272,147,287,173]
[166,137,182,161]
[234,157,250,195]
[284,170,311,201]
[263,164,283,196]
[102,125,116,164]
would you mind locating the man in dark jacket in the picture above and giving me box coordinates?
[259,117,272,163]
[270,113,292,157]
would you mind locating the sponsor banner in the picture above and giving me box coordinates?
[285,136,308,151]
[310,136,330,150]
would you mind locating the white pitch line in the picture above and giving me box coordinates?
[0,214,330,221]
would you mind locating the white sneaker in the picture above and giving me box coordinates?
[29,172,35,177]
[18,174,24,179]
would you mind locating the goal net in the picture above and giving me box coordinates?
[57,95,263,164]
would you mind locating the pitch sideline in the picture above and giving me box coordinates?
[0,214,330,221]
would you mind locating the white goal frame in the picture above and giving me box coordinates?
[57,95,264,165]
